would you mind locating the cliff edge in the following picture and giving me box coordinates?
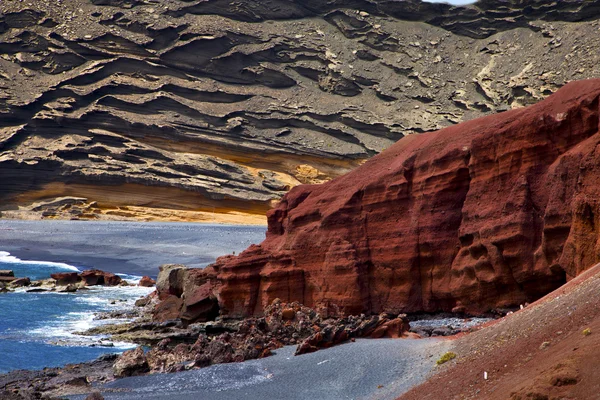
[163,79,600,319]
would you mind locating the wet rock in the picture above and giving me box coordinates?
[56,284,78,293]
[9,277,31,287]
[138,276,156,287]
[135,296,152,307]
[80,269,122,286]
[50,272,81,286]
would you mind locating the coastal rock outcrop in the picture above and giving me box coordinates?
[79,269,122,286]
[2,1,600,222]
[112,346,149,378]
[165,79,600,317]
[108,299,410,374]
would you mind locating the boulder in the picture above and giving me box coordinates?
[51,272,80,286]
[138,276,156,287]
[79,270,122,286]
[198,80,600,317]
[57,284,78,293]
[369,315,410,339]
[281,308,296,320]
[152,295,183,322]
[113,347,149,378]
[180,269,220,324]
[9,277,30,287]
[156,264,187,300]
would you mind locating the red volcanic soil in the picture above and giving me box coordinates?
[399,262,600,400]
[205,78,600,320]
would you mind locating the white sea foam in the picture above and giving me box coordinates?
[26,285,154,348]
[0,251,80,271]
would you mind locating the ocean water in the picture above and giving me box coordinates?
[0,221,267,374]
[0,251,153,373]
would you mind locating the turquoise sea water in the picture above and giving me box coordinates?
[0,251,152,373]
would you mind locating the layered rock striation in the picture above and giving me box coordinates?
[171,79,600,318]
[3,0,600,221]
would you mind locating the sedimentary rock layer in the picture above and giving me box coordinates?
[2,1,600,220]
[202,79,600,317]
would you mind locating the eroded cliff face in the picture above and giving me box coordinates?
[2,1,600,221]
[190,79,600,318]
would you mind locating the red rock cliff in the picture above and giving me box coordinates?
[191,79,600,319]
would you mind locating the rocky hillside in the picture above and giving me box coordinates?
[1,0,600,222]
[154,79,600,321]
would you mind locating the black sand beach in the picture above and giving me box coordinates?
[0,220,266,277]
[72,339,449,400]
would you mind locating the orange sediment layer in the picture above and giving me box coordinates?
[4,182,270,225]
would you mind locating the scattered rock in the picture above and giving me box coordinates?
[9,277,31,287]
[50,272,81,286]
[80,270,122,286]
[139,276,156,287]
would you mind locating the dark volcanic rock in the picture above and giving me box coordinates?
[171,79,600,317]
[2,1,600,221]
[117,300,410,374]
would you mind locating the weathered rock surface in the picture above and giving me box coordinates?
[80,269,122,286]
[168,79,600,317]
[138,276,156,287]
[0,353,117,399]
[113,346,149,378]
[104,299,410,374]
[2,1,600,222]
[50,272,81,286]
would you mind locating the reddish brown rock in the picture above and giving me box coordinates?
[79,270,122,286]
[113,347,149,378]
[138,276,156,287]
[152,295,184,323]
[187,79,600,318]
[50,272,81,286]
[180,268,219,325]
[281,308,296,320]
[369,317,410,339]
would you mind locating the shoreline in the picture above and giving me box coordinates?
[0,220,266,277]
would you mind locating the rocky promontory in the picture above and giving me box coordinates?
[2,0,600,222]
[151,79,600,318]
